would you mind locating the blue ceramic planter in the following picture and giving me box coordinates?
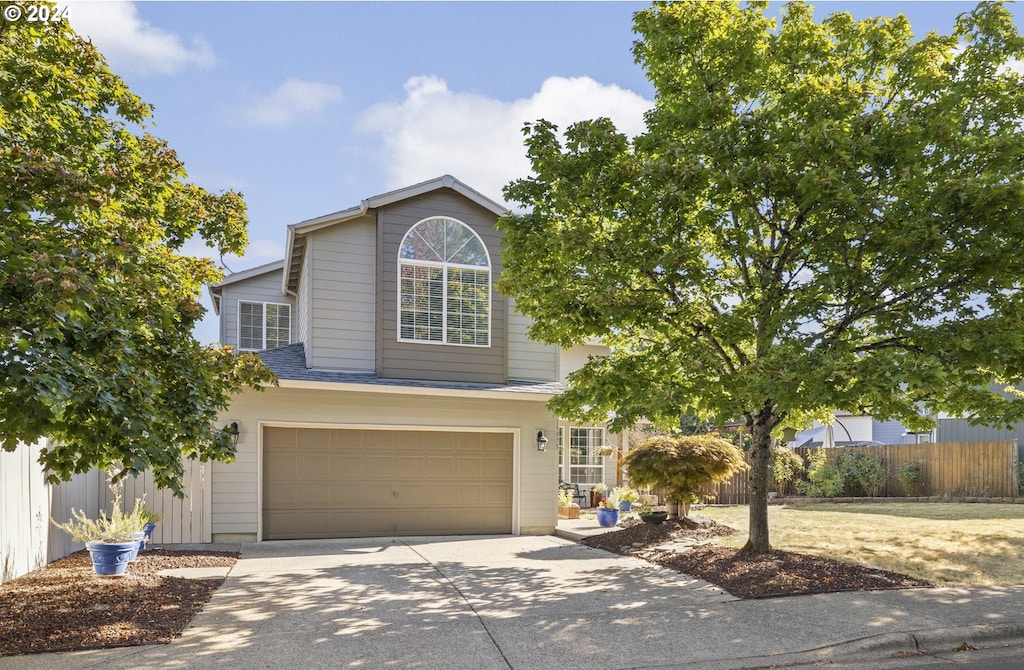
[85,541,137,576]
[129,531,146,561]
[596,507,619,527]
[618,501,632,512]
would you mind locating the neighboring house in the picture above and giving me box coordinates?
[794,413,941,447]
[207,175,571,542]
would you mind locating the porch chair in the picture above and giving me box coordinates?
[558,481,587,507]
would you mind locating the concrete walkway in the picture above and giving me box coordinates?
[2,531,1024,669]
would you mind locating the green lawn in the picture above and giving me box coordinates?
[698,503,1024,586]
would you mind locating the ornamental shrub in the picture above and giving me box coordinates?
[771,446,804,495]
[896,461,924,496]
[623,434,748,513]
[834,450,888,497]
[797,448,843,497]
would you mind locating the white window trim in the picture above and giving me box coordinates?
[237,300,291,351]
[565,425,606,486]
[397,216,492,348]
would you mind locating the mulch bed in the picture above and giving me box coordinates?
[582,517,932,599]
[0,549,237,656]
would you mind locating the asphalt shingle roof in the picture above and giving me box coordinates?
[258,343,564,395]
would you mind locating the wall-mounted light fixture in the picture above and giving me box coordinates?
[227,421,240,446]
[536,430,548,452]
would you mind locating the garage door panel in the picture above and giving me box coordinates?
[331,453,363,477]
[483,456,510,478]
[480,433,510,452]
[296,452,332,480]
[264,427,297,449]
[426,456,455,477]
[361,431,394,450]
[396,455,427,478]
[363,487,398,507]
[297,428,331,449]
[484,483,512,506]
[329,482,366,507]
[264,450,296,477]
[263,428,513,539]
[398,509,462,534]
[415,432,440,449]
[263,483,297,507]
[365,454,395,476]
[294,485,332,508]
[456,457,483,478]
[456,483,484,506]
[352,510,402,536]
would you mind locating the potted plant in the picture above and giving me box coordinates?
[53,499,148,576]
[557,488,580,519]
[140,507,162,549]
[612,486,639,511]
[52,474,149,576]
[595,499,619,527]
[634,503,668,525]
[589,482,608,508]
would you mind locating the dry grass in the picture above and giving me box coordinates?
[698,503,1024,587]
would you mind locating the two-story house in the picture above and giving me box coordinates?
[208,175,580,542]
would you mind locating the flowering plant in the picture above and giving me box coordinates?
[597,498,615,509]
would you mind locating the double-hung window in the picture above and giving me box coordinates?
[238,301,291,351]
[568,427,606,485]
[398,217,490,346]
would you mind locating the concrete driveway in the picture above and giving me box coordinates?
[167,535,740,669]
[5,535,1024,669]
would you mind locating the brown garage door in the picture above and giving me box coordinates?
[262,427,513,540]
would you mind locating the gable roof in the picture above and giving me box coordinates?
[282,175,507,296]
[207,259,285,316]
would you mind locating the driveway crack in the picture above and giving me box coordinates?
[400,540,514,670]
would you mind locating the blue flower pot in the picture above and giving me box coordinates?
[596,507,619,527]
[129,531,146,561]
[86,541,137,576]
[618,501,632,512]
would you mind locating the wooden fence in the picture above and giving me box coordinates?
[1,447,210,585]
[710,440,1019,505]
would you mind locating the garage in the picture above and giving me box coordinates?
[262,426,514,540]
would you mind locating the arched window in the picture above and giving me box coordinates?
[398,217,490,346]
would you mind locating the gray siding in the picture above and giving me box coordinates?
[937,419,1024,461]
[295,244,312,366]
[307,216,376,371]
[872,419,914,445]
[379,190,507,383]
[219,270,294,349]
[507,300,558,382]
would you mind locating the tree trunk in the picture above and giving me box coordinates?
[741,404,776,554]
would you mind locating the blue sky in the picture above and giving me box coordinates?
[63,1,1024,344]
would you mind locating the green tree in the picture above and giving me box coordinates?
[623,434,748,514]
[497,1,1024,552]
[0,5,274,494]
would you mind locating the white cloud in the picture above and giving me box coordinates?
[359,75,652,204]
[66,1,214,75]
[231,79,344,128]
